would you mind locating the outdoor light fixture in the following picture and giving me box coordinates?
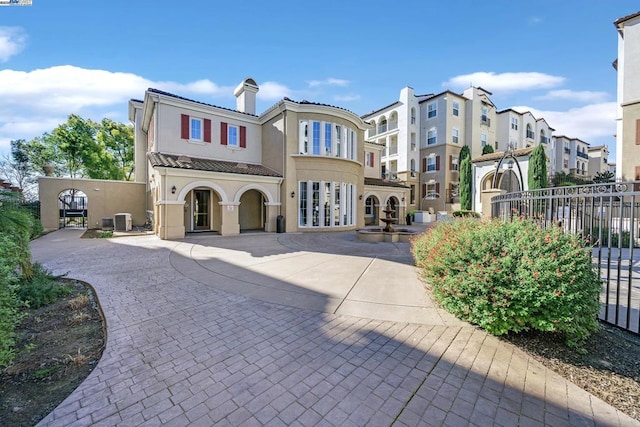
[171,185,176,194]
[291,191,295,198]
[401,196,405,202]
[359,194,363,200]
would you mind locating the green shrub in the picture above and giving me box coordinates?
[451,210,481,218]
[0,234,23,368]
[17,263,71,309]
[412,218,602,347]
[98,230,113,238]
[30,218,44,239]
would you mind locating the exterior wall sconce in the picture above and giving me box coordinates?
[359,194,363,200]
[171,185,176,194]
[291,191,295,198]
[401,196,405,202]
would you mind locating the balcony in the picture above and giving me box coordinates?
[564,147,571,154]
[383,146,398,157]
[481,116,491,127]
[540,136,549,144]
[376,121,398,135]
[577,151,589,159]
[526,131,535,139]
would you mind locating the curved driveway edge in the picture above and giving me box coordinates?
[30,229,639,427]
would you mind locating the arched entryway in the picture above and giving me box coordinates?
[183,187,223,233]
[58,189,88,229]
[364,195,380,225]
[386,196,399,223]
[239,189,266,232]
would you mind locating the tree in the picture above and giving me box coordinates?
[97,118,135,181]
[460,156,472,210]
[0,140,36,199]
[18,115,134,181]
[459,145,471,163]
[482,144,494,155]
[593,170,615,183]
[528,144,547,190]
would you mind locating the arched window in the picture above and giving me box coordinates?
[526,124,534,139]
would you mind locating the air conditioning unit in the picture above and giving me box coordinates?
[114,213,132,232]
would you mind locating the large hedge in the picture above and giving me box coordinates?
[412,218,602,347]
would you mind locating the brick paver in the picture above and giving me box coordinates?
[30,230,639,426]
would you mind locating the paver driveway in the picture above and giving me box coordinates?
[32,229,638,426]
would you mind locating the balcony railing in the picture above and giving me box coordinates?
[564,147,571,154]
[577,151,589,159]
[481,116,491,127]
[526,131,535,139]
[540,136,549,144]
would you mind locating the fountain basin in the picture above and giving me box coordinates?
[356,227,419,243]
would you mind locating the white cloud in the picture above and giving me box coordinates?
[334,94,361,102]
[535,89,609,103]
[444,71,565,93]
[308,78,350,88]
[257,81,293,100]
[0,26,26,62]
[512,102,617,142]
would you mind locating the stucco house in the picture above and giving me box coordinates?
[127,78,411,239]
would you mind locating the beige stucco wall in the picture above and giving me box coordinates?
[38,177,146,231]
[621,101,640,180]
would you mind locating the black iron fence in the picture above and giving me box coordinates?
[491,181,640,334]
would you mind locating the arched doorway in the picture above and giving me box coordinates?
[58,189,87,229]
[364,195,379,225]
[183,187,222,233]
[239,189,266,232]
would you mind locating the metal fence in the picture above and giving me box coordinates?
[491,181,640,334]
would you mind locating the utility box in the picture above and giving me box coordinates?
[114,213,132,232]
[102,217,114,230]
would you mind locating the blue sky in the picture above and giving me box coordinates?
[0,0,636,160]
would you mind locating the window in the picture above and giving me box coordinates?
[481,107,488,123]
[450,156,459,171]
[426,182,439,199]
[312,121,321,155]
[365,152,374,167]
[411,133,416,151]
[526,124,534,139]
[220,122,246,148]
[410,185,416,204]
[228,125,238,147]
[511,117,518,131]
[427,156,437,172]
[427,102,437,119]
[191,118,202,141]
[299,121,309,153]
[298,181,355,228]
[481,133,487,147]
[335,125,342,157]
[540,130,548,144]
[452,128,459,144]
[365,197,374,216]
[181,114,211,143]
[324,123,332,155]
[427,128,437,145]
[410,108,416,124]
[410,159,416,173]
[452,101,459,117]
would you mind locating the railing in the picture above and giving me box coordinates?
[540,136,549,144]
[526,131,535,139]
[491,181,640,334]
[564,147,571,153]
[481,116,491,127]
[577,151,589,159]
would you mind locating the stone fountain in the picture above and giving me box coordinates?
[381,203,396,232]
[356,203,420,243]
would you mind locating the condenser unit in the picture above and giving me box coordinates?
[114,213,132,232]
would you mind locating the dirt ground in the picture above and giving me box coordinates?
[0,277,638,424]
[0,279,105,427]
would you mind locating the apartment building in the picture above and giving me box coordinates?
[588,145,611,179]
[361,87,430,213]
[496,109,555,174]
[614,11,640,181]
[553,136,590,178]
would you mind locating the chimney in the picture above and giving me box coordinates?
[234,78,259,115]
